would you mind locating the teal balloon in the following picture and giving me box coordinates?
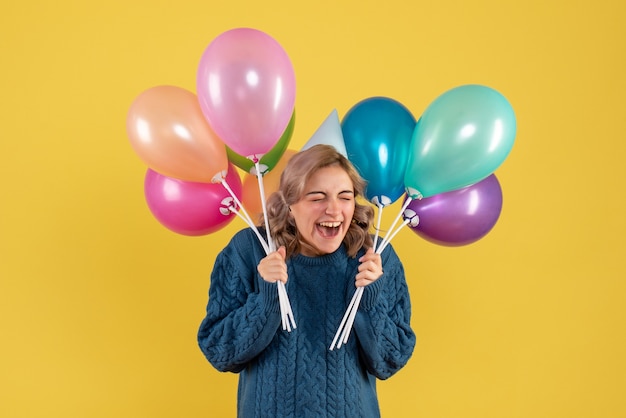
[405,85,516,199]
[342,97,416,206]
[226,110,295,174]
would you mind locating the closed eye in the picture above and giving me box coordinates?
[339,191,354,201]
[304,190,354,202]
[305,192,326,202]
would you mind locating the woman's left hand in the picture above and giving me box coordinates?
[355,248,383,288]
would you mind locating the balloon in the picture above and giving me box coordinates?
[226,110,295,174]
[126,85,228,183]
[403,174,503,246]
[405,84,516,199]
[241,149,297,217]
[144,163,242,236]
[342,97,416,207]
[197,28,296,158]
[301,109,347,158]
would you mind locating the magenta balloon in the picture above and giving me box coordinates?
[197,28,296,158]
[405,174,503,246]
[144,163,242,236]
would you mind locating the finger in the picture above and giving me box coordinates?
[355,275,376,288]
[359,247,375,262]
[258,257,288,283]
[359,250,381,265]
[356,262,383,281]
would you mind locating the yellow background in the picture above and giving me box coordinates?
[1,0,625,417]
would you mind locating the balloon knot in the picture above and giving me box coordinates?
[405,187,423,200]
[211,170,227,183]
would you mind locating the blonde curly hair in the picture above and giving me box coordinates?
[263,144,374,258]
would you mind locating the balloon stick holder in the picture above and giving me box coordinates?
[254,160,296,332]
[220,160,297,332]
[329,196,415,350]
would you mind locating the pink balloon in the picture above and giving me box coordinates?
[197,28,296,158]
[144,163,242,236]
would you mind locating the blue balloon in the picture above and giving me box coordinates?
[404,84,516,199]
[342,97,416,206]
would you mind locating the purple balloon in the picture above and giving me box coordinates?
[404,174,503,246]
[144,163,242,236]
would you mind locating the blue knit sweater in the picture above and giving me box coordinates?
[198,228,415,417]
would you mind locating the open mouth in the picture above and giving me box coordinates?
[316,221,342,238]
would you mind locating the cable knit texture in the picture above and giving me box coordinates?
[198,228,416,418]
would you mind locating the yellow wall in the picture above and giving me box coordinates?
[1,0,625,417]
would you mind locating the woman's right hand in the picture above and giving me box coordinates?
[257,246,288,284]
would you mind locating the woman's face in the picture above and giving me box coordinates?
[289,164,356,256]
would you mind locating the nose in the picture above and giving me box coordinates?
[325,198,341,215]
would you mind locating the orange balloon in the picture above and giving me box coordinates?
[242,149,297,217]
[126,85,228,183]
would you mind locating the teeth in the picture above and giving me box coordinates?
[318,221,341,228]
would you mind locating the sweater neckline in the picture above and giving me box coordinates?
[289,245,351,267]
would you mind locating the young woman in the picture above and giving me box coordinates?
[198,144,415,417]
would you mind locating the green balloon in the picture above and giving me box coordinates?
[227,111,295,174]
[404,85,516,199]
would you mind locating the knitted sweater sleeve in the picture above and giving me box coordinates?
[197,229,282,373]
[353,244,416,379]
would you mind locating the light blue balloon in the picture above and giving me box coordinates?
[342,97,416,206]
[404,85,516,199]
